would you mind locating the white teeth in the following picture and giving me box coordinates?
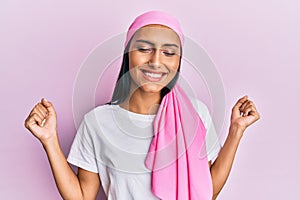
[144,72,163,78]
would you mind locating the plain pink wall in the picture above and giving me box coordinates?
[1,0,299,199]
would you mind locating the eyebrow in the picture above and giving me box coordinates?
[135,39,179,48]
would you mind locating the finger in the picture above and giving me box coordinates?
[36,104,48,118]
[30,105,46,119]
[41,98,56,117]
[28,113,43,127]
[233,95,248,110]
[33,113,44,126]
[243,106,252,117]
[249,110,260,122]
[232,96,248,117]
[240,100,254,112]
[29,107,44,121]
[243,105,258,117]
[239,100,248,113]
[37,103,48,116]
[35,104,49,126]
[35,108,47,127]
[25,116,41,134]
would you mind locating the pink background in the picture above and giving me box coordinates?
[1,0,299,199]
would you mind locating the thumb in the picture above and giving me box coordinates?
[41,98,56,116]
[231,95,248,118]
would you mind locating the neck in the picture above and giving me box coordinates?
[119,86,161,115]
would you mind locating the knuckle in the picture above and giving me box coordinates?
[32,113,39,118]
[33,107,39,112]
[24,119,31,128]
[24,121,28,128]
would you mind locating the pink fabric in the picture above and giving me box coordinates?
[124,10,184,48]
[125,10,213,199]
[145,85,213,200]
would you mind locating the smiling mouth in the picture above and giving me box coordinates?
[141,69,167,81]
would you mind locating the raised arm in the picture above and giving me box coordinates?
[209,95,260,199]
[24,98,100,200]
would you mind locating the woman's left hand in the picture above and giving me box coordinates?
[230,95,260,132]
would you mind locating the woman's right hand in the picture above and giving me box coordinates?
[24,98,58,144]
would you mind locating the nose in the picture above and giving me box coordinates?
[149,49,161,68]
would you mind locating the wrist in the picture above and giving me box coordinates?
[229,123,245,140]
[40,133,59,150]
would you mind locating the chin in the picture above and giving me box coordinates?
[139,84,164,94]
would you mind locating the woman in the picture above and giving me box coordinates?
[24,11,260,200]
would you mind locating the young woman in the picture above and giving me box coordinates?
[24,11,260,200]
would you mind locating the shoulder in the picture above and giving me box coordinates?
[188,97,214,131]
[82,104,116,128]
[189,98,211,118]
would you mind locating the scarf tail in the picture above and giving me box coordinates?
[145,85,213,200]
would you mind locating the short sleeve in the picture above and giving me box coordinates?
[190,98,222,163]
[67,115,98,173]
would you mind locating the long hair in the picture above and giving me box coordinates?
[108,38,182,105]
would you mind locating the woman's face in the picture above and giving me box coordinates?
[128,24,181,94]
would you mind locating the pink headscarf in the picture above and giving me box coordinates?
[124,10,184,48]
[125,10,213,200]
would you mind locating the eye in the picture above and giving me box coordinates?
[162,50,176,57]
[137,47,153,53]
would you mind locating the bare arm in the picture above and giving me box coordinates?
[209,96,260,199]
[43,137,100,200]
[25,98,100,200]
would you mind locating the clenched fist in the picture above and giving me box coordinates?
[24,98,58,144]
[231,95,260,133]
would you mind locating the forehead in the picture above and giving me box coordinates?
[131,24,181,46]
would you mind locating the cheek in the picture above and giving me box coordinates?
[167,58,180,72]
[129,52,149,69]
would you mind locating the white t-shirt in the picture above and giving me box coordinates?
[67,99,221,200]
